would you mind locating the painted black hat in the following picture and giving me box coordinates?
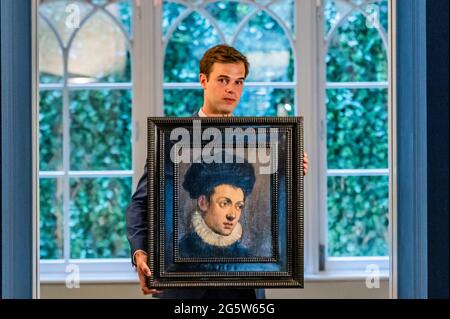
[182,153,256,199]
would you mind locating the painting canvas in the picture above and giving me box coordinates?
[147,117,304,288]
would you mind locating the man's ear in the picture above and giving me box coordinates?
[197,195,209,212]
[199,73,208,89]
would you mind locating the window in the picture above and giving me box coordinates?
[39,0,391,281]
[322,0,389,270]
[39,0,134,278]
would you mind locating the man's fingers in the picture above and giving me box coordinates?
[141,287,160,295]
[138,262,152,277]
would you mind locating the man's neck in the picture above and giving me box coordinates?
[200,106,232,117]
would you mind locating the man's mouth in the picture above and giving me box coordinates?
[223,222,234,229]
[223,98,236,104]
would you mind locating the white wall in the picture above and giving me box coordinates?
[41,280,388,299]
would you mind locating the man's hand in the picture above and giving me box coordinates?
[303,152,309,176]
[135,251,161,296]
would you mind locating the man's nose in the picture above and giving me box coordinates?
[225,82,238,93]
[226,214,235,222]
[226,210,236,221]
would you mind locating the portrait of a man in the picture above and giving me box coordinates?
[178,153,257,259]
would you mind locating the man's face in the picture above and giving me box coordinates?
[198,184,245,236]
[200,62,246,115]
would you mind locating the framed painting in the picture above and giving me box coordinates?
[147,117,304,288]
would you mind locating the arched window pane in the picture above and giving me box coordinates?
[162,2,188,38]
[39,0,93,48]
[68,11,131,83]
[164,12,221,82]
[106,0,133,36]
[327,88,388,169]
[69,89,132,170]
[234,11,294,82]
[39,90,63,171]
[326,9,387,82]
[324,0,353,34]
[269,0,295,34]
[70,177,131,259]
[40,178,64,260]
[204,1,254,43]
[327,175,389,257]
[39,17,64,83]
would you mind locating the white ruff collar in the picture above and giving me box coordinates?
[192,211,242,247]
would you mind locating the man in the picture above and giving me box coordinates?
[126,44,309,298]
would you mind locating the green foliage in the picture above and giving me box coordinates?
[326,89,388,169]
[40,178,64,259]
[70,178,131,258]
[327,176,389,256]
[70,89,132,170]
[39,90,63,171]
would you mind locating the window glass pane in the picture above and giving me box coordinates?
[40,90,63,171]
[204,1,254,43]
[70,89,132,170]
[40,178,64,260]
[378,0,389,33]
[254,0,273,5]
[234,10,294,82]
[326,88,388,169]
[164,89,203,116]
[235,88,294,116]
[70,177,132,259]
[163,88,294,117]
[327,175,389,257]
[39,16,64,84]
[68,11,131,83]
[106,0,133,36]
[39,0,93,48]
[162,1,188,38]
[269,0,295,34]
[324,0,353,34]
[164,12,221,82]
[326,6,387,82]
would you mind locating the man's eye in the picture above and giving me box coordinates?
[219,201,229,207]
[236,81,244,86]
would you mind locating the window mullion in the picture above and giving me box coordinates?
[297,0,322,275]
[62,47,71,263]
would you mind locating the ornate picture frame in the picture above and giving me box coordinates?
[147,117,304,288]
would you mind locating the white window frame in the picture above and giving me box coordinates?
[39,0,139,283]
[317,0,390,276]
[40,0,393,283]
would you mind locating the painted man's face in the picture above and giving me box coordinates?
[198,184,245,236]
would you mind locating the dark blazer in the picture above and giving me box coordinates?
[125,112,265,299]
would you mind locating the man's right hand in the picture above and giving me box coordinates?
[135,251,161,296]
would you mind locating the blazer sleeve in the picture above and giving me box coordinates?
[126,163,148,266]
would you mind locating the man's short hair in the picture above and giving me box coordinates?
[199,44,250,79]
